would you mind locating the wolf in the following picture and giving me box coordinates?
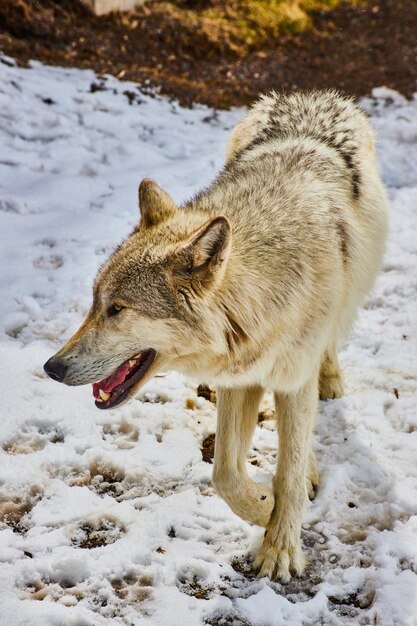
[44,90,389,581]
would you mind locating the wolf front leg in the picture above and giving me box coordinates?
[254,371,318,582]
[212,386,274,528]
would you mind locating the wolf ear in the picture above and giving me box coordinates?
[138,178,177,228]
[174,216,231,290]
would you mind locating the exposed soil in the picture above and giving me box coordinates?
[71,517,126,548]
[201,433,216,463]
[0,486,41,534]
[197,383,216,403]
[0,0,416,108]
[111,574,153,603]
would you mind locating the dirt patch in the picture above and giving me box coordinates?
[50,460,133,499]
[0,486,41,534]
[230,556,256,579]
[111,573,153,603]
[84,460,128,498]
[0,0,416,109]
[52,459,194,501]
[329,585,376,611]
[70,516,126,548]
[177,574,219,600]
[3,422,64,455]
[197,384,217,403]
[101,419,139,449]
[201,433,216,463]
[204,613,252,626]
[26,578,84,603]
[258,408,275,423]
[25,570,153,616]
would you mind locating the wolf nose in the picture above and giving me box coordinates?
[43,358,68,383]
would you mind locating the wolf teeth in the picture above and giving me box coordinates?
[99,389,111,401]
[129,359,137,368]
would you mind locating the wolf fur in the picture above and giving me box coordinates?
[44,90,389,581]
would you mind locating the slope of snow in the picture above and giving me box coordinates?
[0,57,416,626]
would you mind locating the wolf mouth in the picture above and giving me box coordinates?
[92,349,157,410]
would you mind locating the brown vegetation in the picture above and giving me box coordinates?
[0,0,416,108]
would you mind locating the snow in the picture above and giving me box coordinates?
[0,54,416,626]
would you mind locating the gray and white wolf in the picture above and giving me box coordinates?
[44,90,389,581]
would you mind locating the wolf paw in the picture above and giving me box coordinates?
[254,534,306,582]
[319,374,344,401]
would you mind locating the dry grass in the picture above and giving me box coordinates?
[156,0,365,55]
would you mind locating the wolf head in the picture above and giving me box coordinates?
[44,179,231,409]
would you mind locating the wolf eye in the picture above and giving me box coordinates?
[108,304,124,317]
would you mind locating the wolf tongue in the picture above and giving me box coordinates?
[92,362,131,398]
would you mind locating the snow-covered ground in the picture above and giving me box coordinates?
[0,56,416,626]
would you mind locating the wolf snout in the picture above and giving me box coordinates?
[43,357,68,383]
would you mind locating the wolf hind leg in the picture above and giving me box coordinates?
[319,347,344,400]
[212,386,274,528]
